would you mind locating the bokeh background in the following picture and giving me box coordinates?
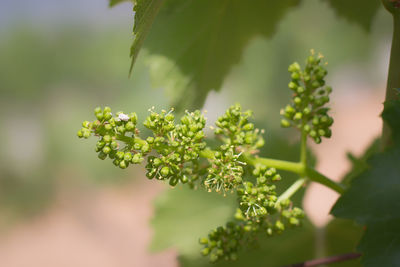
[0,0,391,266]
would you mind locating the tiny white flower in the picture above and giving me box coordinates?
[118,113,129,121]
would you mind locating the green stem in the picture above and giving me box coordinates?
[382,0,400,148]
[300,131,308,166]
[305,167,345,194]
[277,178,307,204]
[243,155,305,174]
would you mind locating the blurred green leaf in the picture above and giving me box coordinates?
[324,219,363,267]
[331,100,400,266]
[150,186,236,255]
[143,0,300,111]
[323,0,381,30]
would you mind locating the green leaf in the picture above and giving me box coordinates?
[129,0,165,73]
[322,0,381,31]
[109,0,133,7]
[341,139,380,185]
[142,0,300,111]
[331,100,400,266]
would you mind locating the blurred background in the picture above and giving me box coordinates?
[0,0,391,266]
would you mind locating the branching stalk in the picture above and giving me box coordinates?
[277,178,307,204]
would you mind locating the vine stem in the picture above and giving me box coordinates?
[277,178,307,204]
[282,252,361,267]
[199,149,346,194]
[300,129,308,166]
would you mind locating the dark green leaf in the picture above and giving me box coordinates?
[382,99,400,144]
[143,0,300,111]
[341,139,380,185]
[323,0,381,31]
[332,144,400,224]
[358,219,400,267]
[332,100,400,266]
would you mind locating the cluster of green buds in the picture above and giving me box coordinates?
[237,165,281,218]
[144,109,207,187]
[77,106,148,169]
[280,50,334,144]
[214,104,264,153]
[200,207,305,263]
[199,222,245,262]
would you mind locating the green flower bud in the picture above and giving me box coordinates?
[288,81,298,90]
[165,113,174,122]
[288,62,301,72]
[104,112,112,120]
[110,141,118,150]
[130,112,137,123]
[116,151,125,159]
[160,166,170,177]
[124,152,132,161]
[291,72,300,80]
[98,152,107,160]
[119,160,128,169]
[82,121,91,128]
[96,112,104,120]
[169,177,179,186]
[201,247,210,256]
[94,106,102,114]
[82,129,91,138]
[77,130,83,138]
[131,153,144,164]
[102,146,111,154]
[103,135,112,143]
[294,112,302,120]
[281,119,291,128]
[125,121,135,131]
[141,143,150,153]
[243,123,254,131]
[289,217,300,226]
[297,86,305,94]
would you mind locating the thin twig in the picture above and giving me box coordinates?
[282,252,361,267]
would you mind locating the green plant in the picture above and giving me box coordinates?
[77,0,400,266]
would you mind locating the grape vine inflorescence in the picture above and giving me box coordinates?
[77,52,337,263]
[281,50,333,144]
